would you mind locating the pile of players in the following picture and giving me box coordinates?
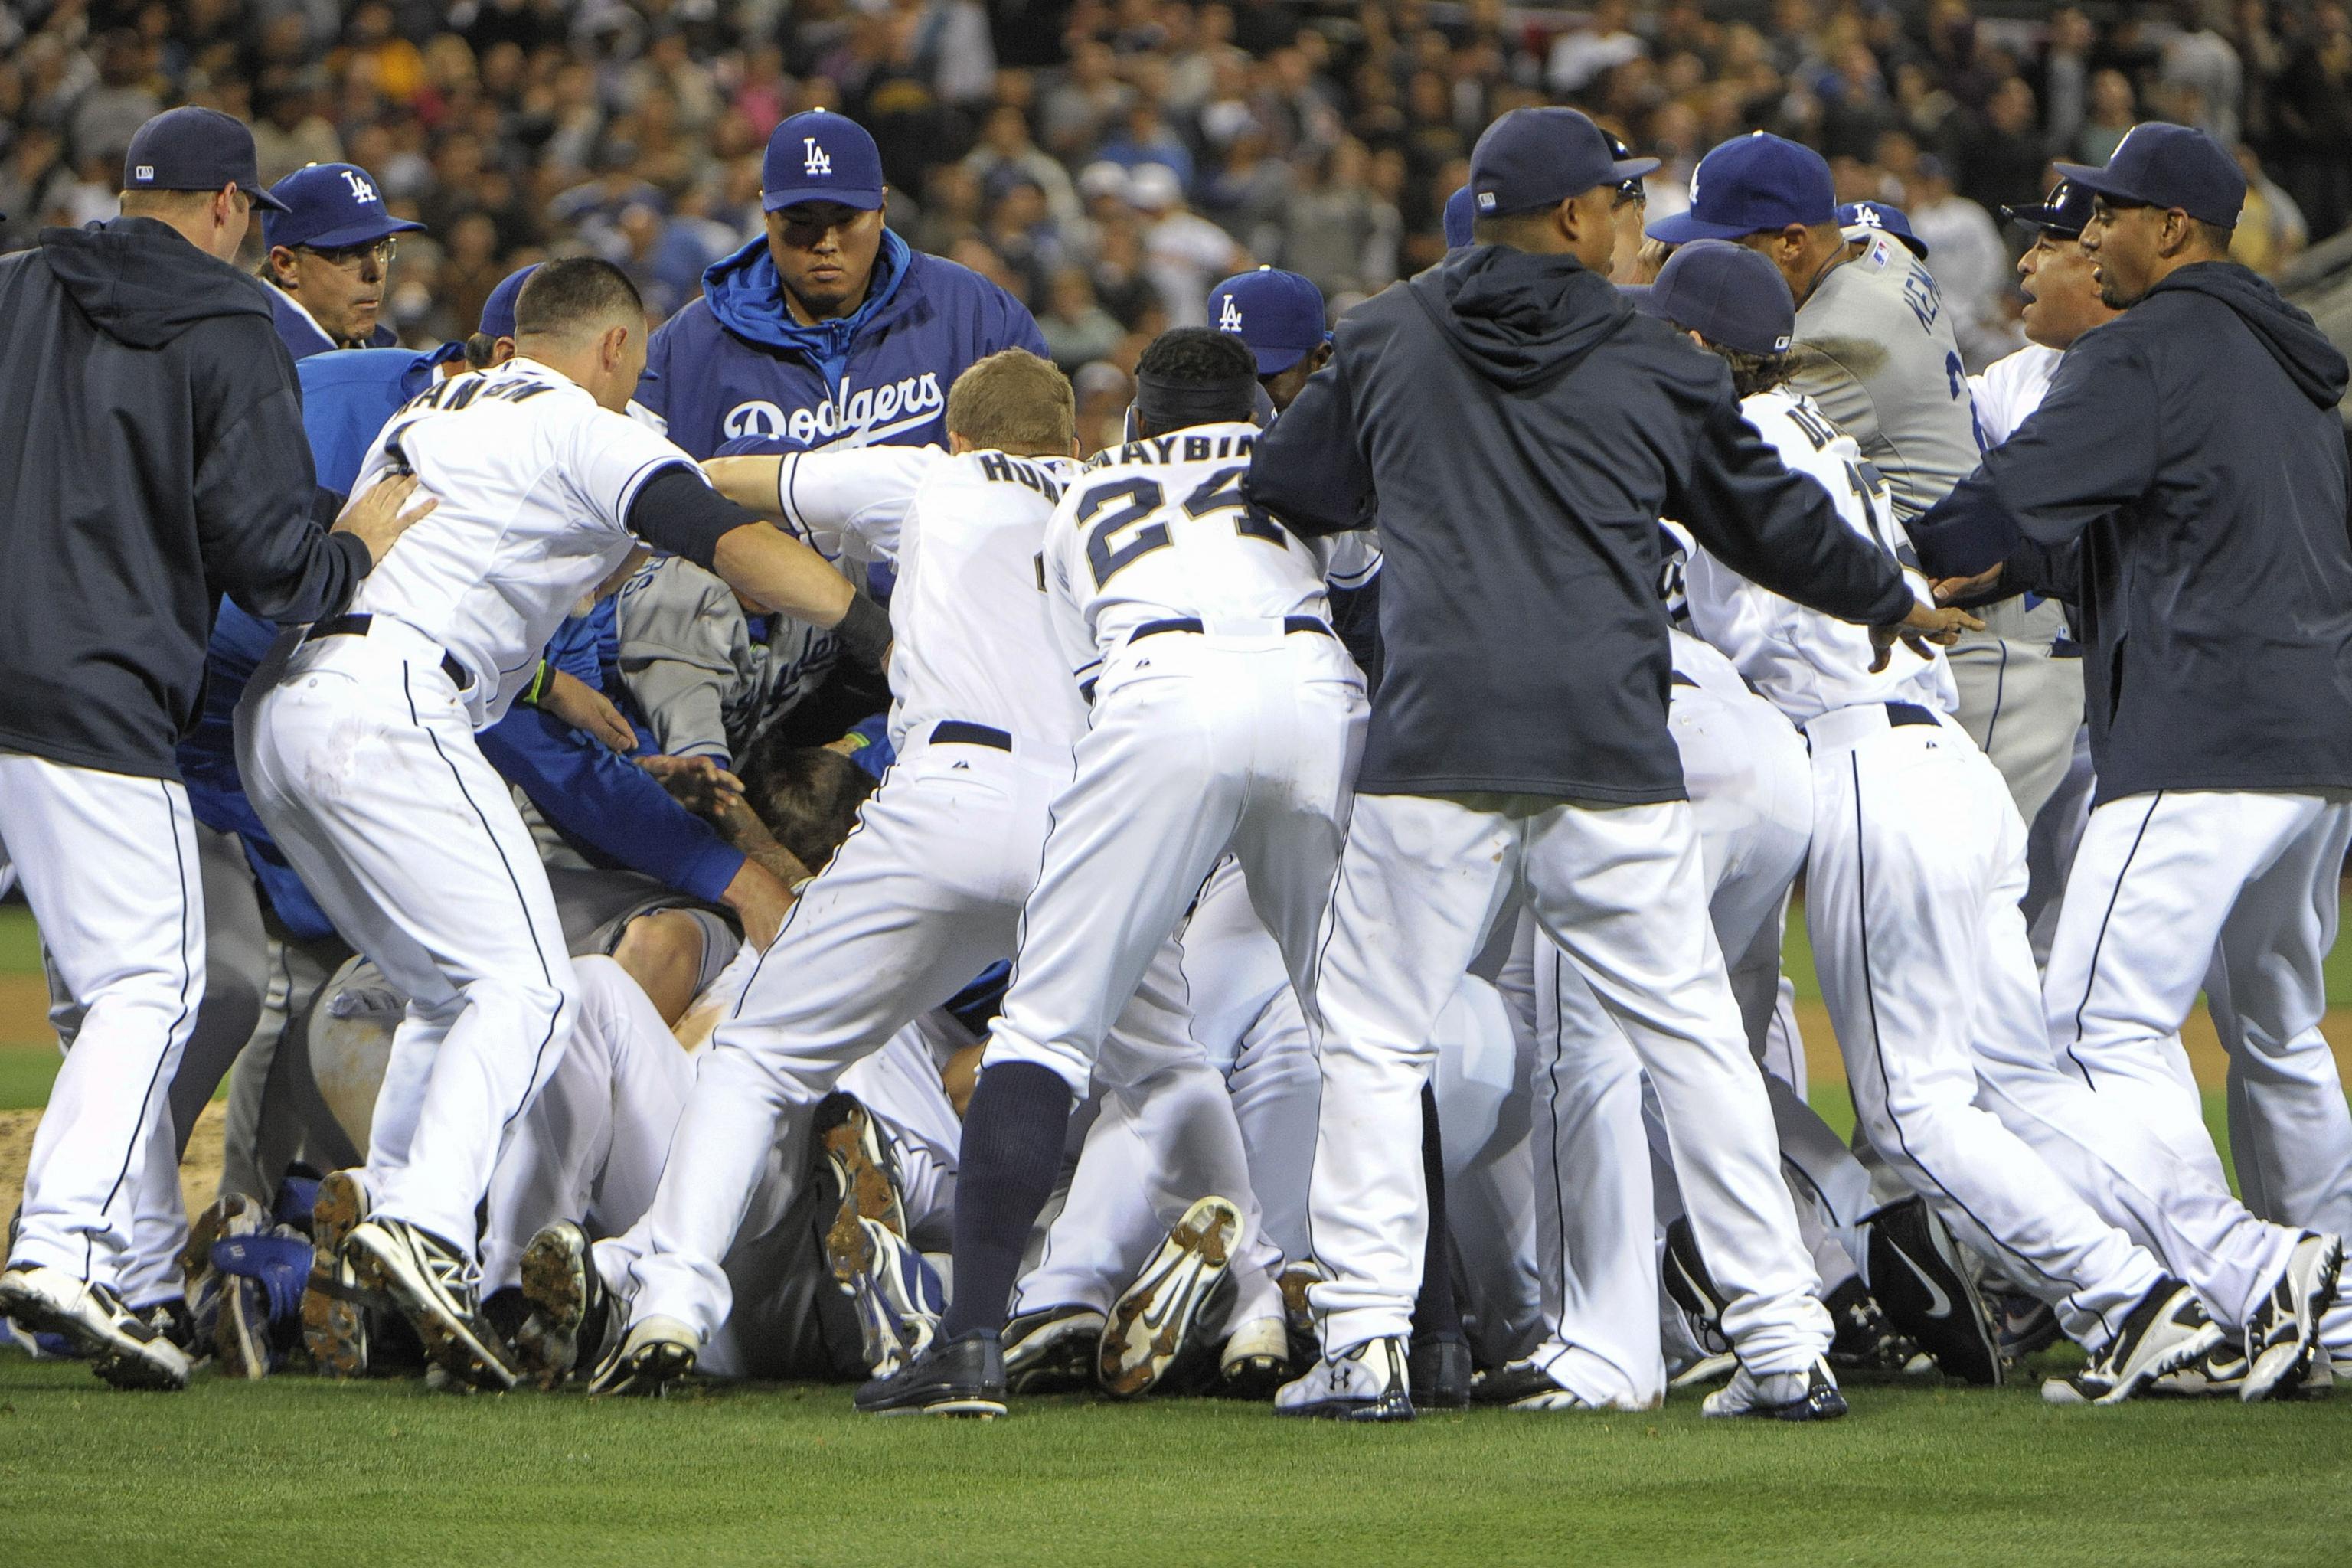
[4,96,2350,1426]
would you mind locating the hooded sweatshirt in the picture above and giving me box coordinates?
[1911,260,2352,804]
[1247,245,1913,801]
[0,217,368,780]
[639,227,1048,459]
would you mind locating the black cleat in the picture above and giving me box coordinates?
[855,1329,1008,1417]
[2041,1276,2222,1406]
[1865,1197,2001,1385]
[1661,1217,1729,1343]
[1001,1304,1105,1394]
[1824,1276,1932,1377]
[1408,1334,1472,1409]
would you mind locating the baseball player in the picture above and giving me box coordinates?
[0,108,428,1391]
[260,161,422,358]
[235,258,884,1390]
[853,327,1370,1418]
[1651,134,2084,831]
[1913,123,2351,1398]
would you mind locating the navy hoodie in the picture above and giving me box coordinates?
[1248,246,1913,802]
[639,228,1047,459]
[1911,261,2352,805]
[0,217,368,780]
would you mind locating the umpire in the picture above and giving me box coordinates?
[1246,106,1961,1423]
[0,107,423,1390]
[1912,122,2352,1328]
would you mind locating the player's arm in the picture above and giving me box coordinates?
[616,563,743,766]
[1243,351,1374,540]
[701,445,936,560]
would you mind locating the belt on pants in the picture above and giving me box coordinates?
[307,612,474,691]
[1129,615,1334,643]
[1800,699,1942,753]
[929,720,1012,751]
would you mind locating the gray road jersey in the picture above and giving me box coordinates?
[1788,231,1984,524]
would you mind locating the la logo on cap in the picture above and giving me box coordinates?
[1854,205,1883,228]
[804,137,832,178]
[339,168,378,204]
[1217,296,1244,331]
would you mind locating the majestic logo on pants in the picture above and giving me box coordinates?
[722,372,945,447]
[804,139,832,178]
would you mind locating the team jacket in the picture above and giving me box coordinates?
[637,227,1047,459]
[1911,262,2352,805]
[270,283,400,360]
[1246,244,1913,803]
[0,217,369,780]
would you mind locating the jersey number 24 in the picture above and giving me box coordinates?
[1080,467,1286,587]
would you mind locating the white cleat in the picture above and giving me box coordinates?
[1099,1195,1240,1399]
[1701,1356,1847,1421]
[589,1314,699,1397]
[0,1263,191,1391]
[2243,1233,2344,1403]
[1273,1334,1415,1422]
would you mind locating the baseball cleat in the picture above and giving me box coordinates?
[1218,1314,1292,1398]
[1472,1357,1606,1411]
[1099,1194,1242,1399]
[1700,1356,1847,1421]
[2144,1338,2250,1399]
[2040,1277,2222,1406]
[181,1191,266,1357]
[589,1314,699,1397]
[515,1220,614,1390]
[1408,1334,1472,1410]
[1991,1289,2063,1364]
[830,1214,945,1379]
[1276,1260,1326,1368]
[0,1263,191,1390]
[342,1217,518,1392]
[818,1093,909,1243]
[302,1168,375,1378]
[1661,1217,1729,1345]
[1668,1351,1739,1389]
[1002,1304,1106,1393]
[2242,1232,2344,1403]
[1273,1334,1415,1422]
[854,1328,1008,1417]
[211,1231,312,1380]
[1864,1196,2001,1385]
[1824,1276,1933,1377]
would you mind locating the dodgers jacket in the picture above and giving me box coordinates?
[639,227,1047,459]
[0,217,370,781]
[1911,262,2352,805]
[1247,244,1913,802]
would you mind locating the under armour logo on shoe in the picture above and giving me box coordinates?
[340,168,380,204]
[1217,296,1244,332]
[805,139,833,177]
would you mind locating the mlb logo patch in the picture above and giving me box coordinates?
[1772,333,1792,351]
[1476,191,1497,211]
[134,165,155,181]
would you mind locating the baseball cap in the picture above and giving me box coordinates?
[1209,266,1329,375]
[1442,184,1475,248]
[1603,130,1649,201]
[2053,121,2245,228]
[1838,200,1929,259]
[762,109,885,214]
[479,263,537,340]
[122,106,289,212]
[263,162,424,252]
[1126,162,1184,212]
[1646,132,1834,244]
[1621,238,1795,357]
[1470,107,1658,219]
[2001,179,2098,239]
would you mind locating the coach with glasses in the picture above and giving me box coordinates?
[261,160,424,358]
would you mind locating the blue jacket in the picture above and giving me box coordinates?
[270,284,400,361]
[639,229,1047,459]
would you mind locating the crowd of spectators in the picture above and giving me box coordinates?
[5,0,2351,426]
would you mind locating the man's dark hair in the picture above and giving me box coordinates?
[1671,320,1792,399]
[737,736,877,871]
[513,256,643,340]
[1133,327,1258,431]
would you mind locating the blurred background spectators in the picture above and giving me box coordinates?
[5,0,2352,416]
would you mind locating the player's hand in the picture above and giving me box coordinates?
[719,858,795,951]
[333,473,436,570]
[1870,597,1983,672]
[639,754,746,814]
[539,669,636,752]
[1932,564,2007,606]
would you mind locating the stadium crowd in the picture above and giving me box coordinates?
[6,0,2352,425]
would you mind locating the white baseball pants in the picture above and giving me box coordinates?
[1946,598,2085,829]
[0,753,202,1293]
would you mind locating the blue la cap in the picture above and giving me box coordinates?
[1621,238,1795,357]
[2053,121,2244,229]
[1209,266,1329,375]
[1647,132,1835,244]
[122,106,289,212]
[1470,107,1658,220]
[479,263,537,340]
[263,162,424,251]
[1442,184,1475,249]
[763,109,886,214]
[2001,179,2098,239]
[1838,199,1929,259]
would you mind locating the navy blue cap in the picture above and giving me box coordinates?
[122,106,289,212]
[1442,184,1475,249]
[263,162,424,251]
[1838,200,1929,259]
[1647,132,1834,244]
[479,263,537,339]
[763,109,886,214]
[1602,129,1648,201]
[2053,121,2244,229]
[1470,107,1658,220]
[1209,266,1329,374]
[1622,238,1795,357]
[2001,179,2098,239]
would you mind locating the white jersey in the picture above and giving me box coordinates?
[348,356,694,724]
[775,445,1089,753]
[1968,342,2063,449]
[1677,387,1954,725]
[1042,421,1372,694]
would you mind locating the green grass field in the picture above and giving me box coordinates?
[5,900,2351,1565]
